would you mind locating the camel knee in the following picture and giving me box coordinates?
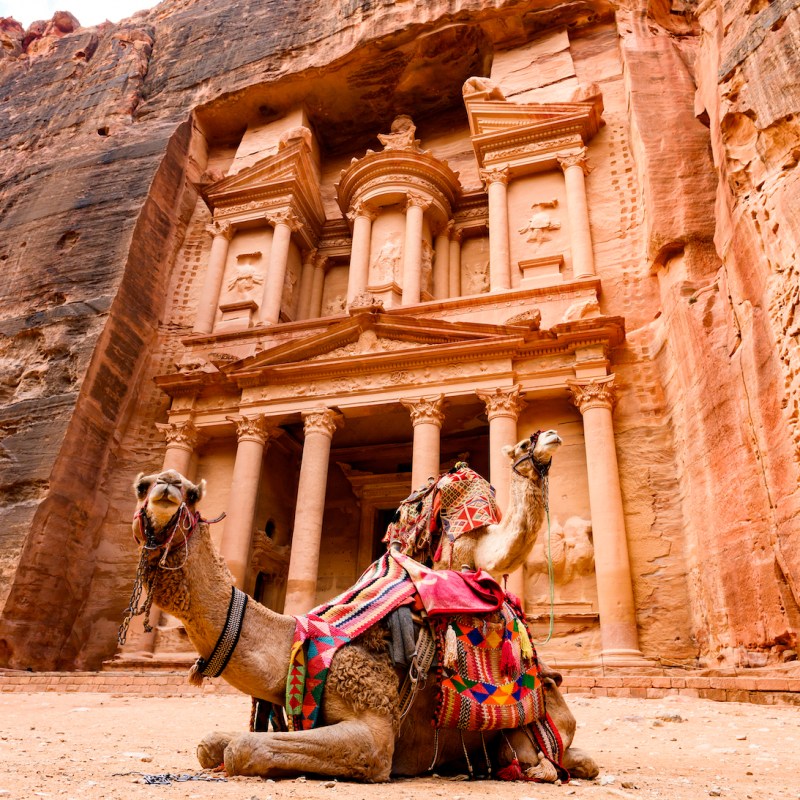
[197,731,235,769]
[563,746,599,780]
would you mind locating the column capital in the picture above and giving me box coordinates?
[450,226,464,244]
[313,252,331,271]
[155,420,200,450]
[404,192,432,212]
[400,394,445,427]
[267,208,303,232]
[205,220,234,241]
[302,247,319,267]
[476,385,526,421]
[567,374,617,413]
[557,147,590,175]
[302,408,344,439]
[347,200,378,223]
[479,166,510,188]
[227,414,273,444]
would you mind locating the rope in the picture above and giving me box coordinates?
[535,474,555,645]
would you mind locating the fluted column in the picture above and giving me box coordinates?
[295,248,318,321]
[260,209,301,325]
[558,148,595,279]
[480,167,511,291]
[432,221,452,300]
[346,201,378,304]
[476,386,526,596]
[309,253,328,319]
[219,415,272,590]
[401,193,431,305]
[155,420,200,476]
[400,394,445,489]
[194,221,233,334]
[448,227,462,298]
[283,408,344,615]
[567,375,645,664]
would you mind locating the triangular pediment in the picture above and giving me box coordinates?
[224,312,518,375]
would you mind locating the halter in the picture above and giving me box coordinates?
[512,430,552,479]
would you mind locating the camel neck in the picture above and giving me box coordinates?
[501,472,546,535]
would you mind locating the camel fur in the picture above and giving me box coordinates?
[130,467,598,782]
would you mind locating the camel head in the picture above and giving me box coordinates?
[132,469,205,546]
[503,429,562,479]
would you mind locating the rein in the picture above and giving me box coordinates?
[512,430,552,480]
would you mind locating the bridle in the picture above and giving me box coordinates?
[512,430,553,479]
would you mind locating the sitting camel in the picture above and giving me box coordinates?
[123,460,597,782]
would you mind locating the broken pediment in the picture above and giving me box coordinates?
[465,95,604,174]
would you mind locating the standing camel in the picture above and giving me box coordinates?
[123,460,598,782]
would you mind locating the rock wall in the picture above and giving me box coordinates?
[0,0,798,669]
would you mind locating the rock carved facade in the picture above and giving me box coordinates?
[0,0,798,675]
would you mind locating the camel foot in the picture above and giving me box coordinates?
[563,746,599,780]
[197,731,235,769]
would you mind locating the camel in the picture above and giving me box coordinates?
[125,460,598,783]
[433,429,562,577]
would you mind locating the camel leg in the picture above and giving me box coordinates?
[197,731,236,769]
[562,745,599,779]
[222,710,396,782]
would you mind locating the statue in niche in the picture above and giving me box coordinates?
[281,262,299,315]
[370,233,403,284]
[224,252,264,301]
[377,114,420,152]
[420,239,434,295]
[528,516,595,585]
[465,259,490,295]
[519,199,561,246]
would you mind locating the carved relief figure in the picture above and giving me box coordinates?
[278,125,313,151]
[223,253,264,301]
[281,261,300,316]
[370,233,403,284]
[321,294,347,317]
[377,114,420,152]
[420,239,433,295]
[462,76,506,101]
[527,516,595,585]
[465,259,490,294]
[519,199,561,246]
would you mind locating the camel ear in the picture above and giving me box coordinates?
[134,472,154,500]
[502,444,515,460]
[185,478,206,506]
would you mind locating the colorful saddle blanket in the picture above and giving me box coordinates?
[384,464,501,564]
[286,551,562,773]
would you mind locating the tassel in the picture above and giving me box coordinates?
[444,625,458,670]
[187,659,205,687]
[496,758,525,781]
[500,636,516,678]
[517,620,534,661]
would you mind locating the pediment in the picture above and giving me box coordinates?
[224,312,516,375]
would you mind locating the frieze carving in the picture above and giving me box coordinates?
[302,408,343,439]
[227,414,272,444]
[557,147,590,174]
[156,420,200,449]
[175,353,218,374]
[488,136,581,163]
[400,394,445,427]
[567,374,617,413]
[306,331,414,362]
[205,220,234,240]
[479,166,510,188]
[476,385,526,420]
[377,114,421,153]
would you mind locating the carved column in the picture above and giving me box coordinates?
[347,201,377,304]
[480,167,511,291]
[432,221,452,301]
[401,193,431,305]
[558,149,595,279]
[295,248,317,321]
[155,420,200,476]
[284,408,343,615]
[309,253,329,319]
[476,386,526,597]
[401,394,445,489]
[219,415,272,590]
[260,209,301,325]
[567,375,646,664]
[194,221,234,334]
[448,227,462,298]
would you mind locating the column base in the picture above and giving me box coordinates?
[600,648,657,667]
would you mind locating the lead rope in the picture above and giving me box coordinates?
[536,473,556,646]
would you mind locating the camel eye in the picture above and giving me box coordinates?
[521,441,529,450]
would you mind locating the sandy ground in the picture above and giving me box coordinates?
[1,691,799,800]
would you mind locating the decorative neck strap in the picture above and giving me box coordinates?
[193,586,249,679]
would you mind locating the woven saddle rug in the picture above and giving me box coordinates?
[286,551,563,772]
[383,463,502,564]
